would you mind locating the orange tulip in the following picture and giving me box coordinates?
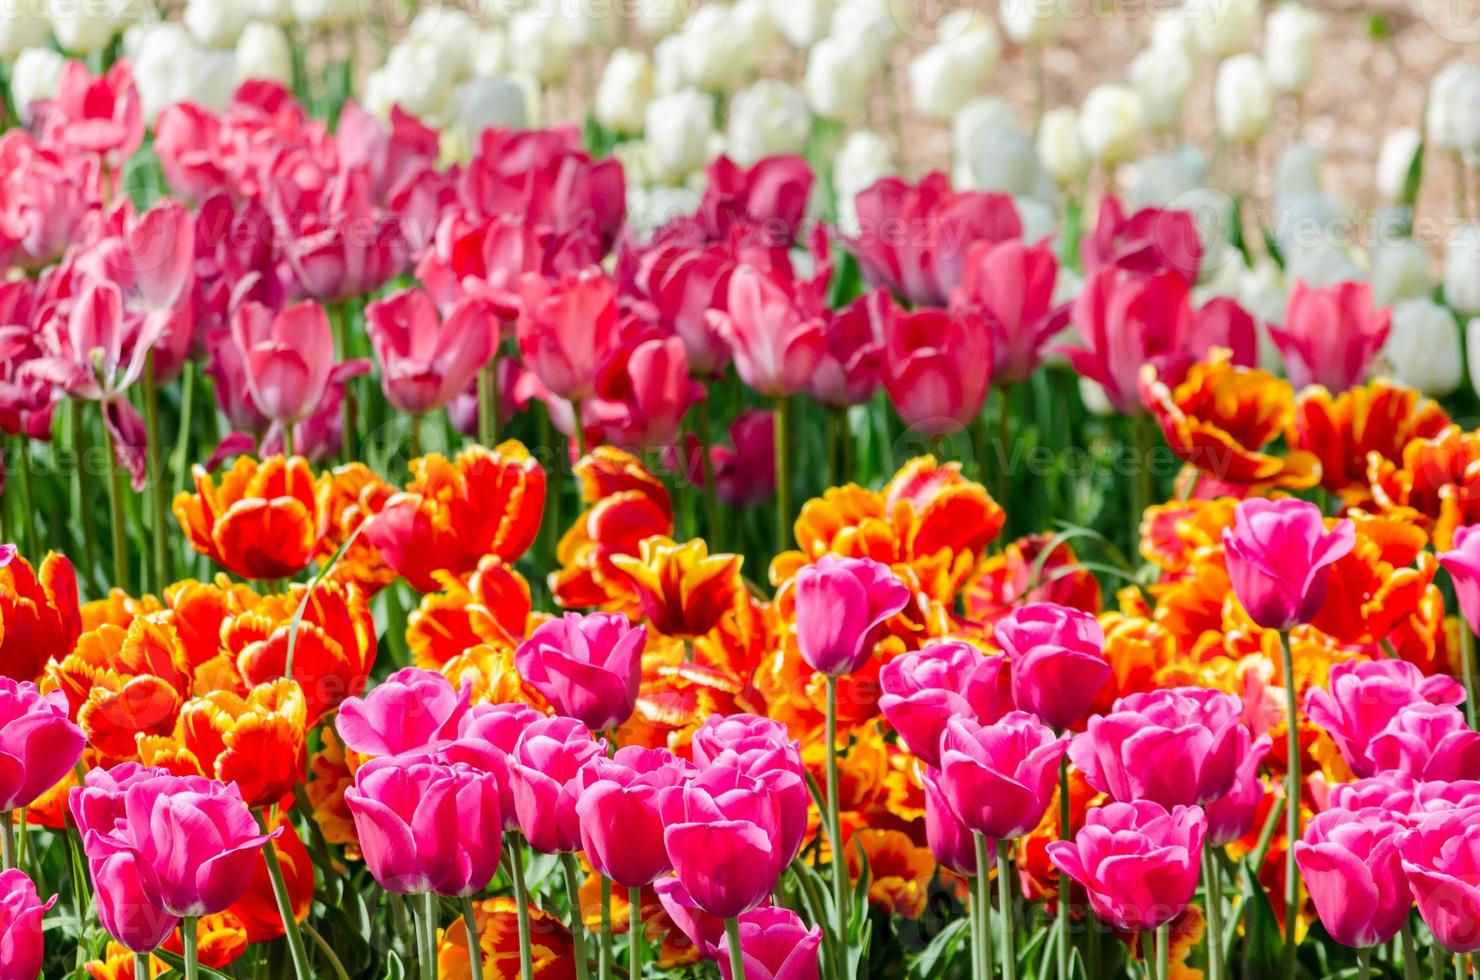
[964,534,1102,626]
[84,945,164,979]
[175,455,330,580]
[227,814,314,943]
[81,589,164,632]
[576,877,702,968]
[1289,379,1450,504]
[319,462,398,593]
[438,897,576,980]
[160,913,247,969]
[408,556,533,669]
[1139,498,1237,577]
[844,828,936,918]
[613,633,761,751]
[306,727,360,857]
[1368,425,1480,549]
[361,441,546,592]
[0,550,82,681]
[1306,512,1434,645]
[439,641,552,709]
[611,536,744,640]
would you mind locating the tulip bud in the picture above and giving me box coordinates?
[409,8,479,80]
[595,48,654,135]
[1426,61,1480,153]
[292,0,356,26]
[804,34,874,123]
[829,0,897,70]
[636,0,686,38]
[1222,498,1354,631]
[0,869,56,978]
[768,0,832,48]
[909,19,1000,123]
[1184,0,1259,57]
[1385,297,1463,397]
[726,80,811,165]
[183,0,248,47]
[952,98,1041,195]
[236,21,293,84]
[1129,46,1194,134]
[1038,106,1090,187]
[1370,238,1431,307]
[1078,84,1143,166]
[1215,53,1273,144]
[49,0,121,53]
[1376,127,1422,204]
[509,10,571,84]
[1263,3,1321,93]
[366,42,455,124]
[1445,223,1480,316]
[645,89,716,180]
[794,555,911,677]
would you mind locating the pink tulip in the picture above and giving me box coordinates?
[44,59,144,165]
[1062,267,1194,415]
[575,746,691,887]
[883,306,994,437]
[89,849,179,952]
[335,667,472,759]
[1304,659,1466,778]
[690,714,797,766]
[878,641,1013,769]
[1413,780,1480,814]
[847,173,1022,307]
[273,168,408,303]
[997,602,1110,730]
[1399,805,1480,952]
[1269,280,1391,393]
[1325,774,1418,814]
[699,155,814,247]
[590,334,702,451]
[807,289,888,408]
[687,714,808,868]
[514,612,647,731]
[0,869,55,978]
[951,239,1071,385]
[793,555,912,677]
[709,264,826,398]
[659,764,785,918]
[1070,687,1253,807]
[444,702,545,832]
[629,240,737,377]
[713,409,777,508]
[1365,703,1480,781]
[936,711,1068,839]
[346,755,502,896]
[1194,297,1260,370]
[1205,734,1273,846]
[335,102,441,204]
[229,300,337,427]
[0,130,99,271]
[1294,806,1410,948]
[508,716,604,854]
[1080,197,1203,287]
[365,288,498,415]
[1439,524,1480,634]
[1221,498,1356,630]
[1047,800,1206,932]
[713,906,822,980]
[923,766,979,874]
[0,679,84,812]
[654,876,725,955]
[516,267,623,403]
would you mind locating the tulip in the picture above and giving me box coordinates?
[1325,773,1419,814]
[709,265,826,399]
[276,169,408,304]
[659,764,785,919]
[1365,703,1480,781]
[45,59,144,164]
[714,906,822,980]
[1061,267,1194,415]
[0,679,84,834]
[996,602,1109,731]
[1399,805,1480,953]
[594,48,653,135]
[1077,85,1144,167]
[89,849,179,952]
[0,868,55,979]
[807,289,888,409]
[1263,3,1321,94]
[516,267,623,406]
[1304,659,1466,778]
[654,875,725,956]
[922,766,979,874]
[1047,800,1206,932]
[699,155,814,247]
[1293,807,1410,950]
[1222,498,1356,631]
[345,755,502,896]
[1080,197,1203,288]
[883,306,995,436]
[1214,54,1274,145]
[507,717,604,855]
[365,289,498,416]
[950,239,1071,386]
[688,715,807,869]
[936,711,1068,840]
[1268,280,1391,393]
[1386,298,1463,397]
[645,90,717,181]
[1205,735,1273,846]
[335,667,471,759]
[1444,224,1480,317]
[229,301,336,432]
[575,746,689,887]
[793,556,911,678]
[726,81,812,166]
[514,612,646,731]
[1439,524,1480,718]
[590,334,702,452]
[712,409,777,508]
[878,641,1013,768]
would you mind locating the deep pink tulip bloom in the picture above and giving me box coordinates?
[654,876,726,955]
[1070,687,1253,807]
[591,334,702,451]
[1194,297,1260,369]
[443,702,545,832]
[630,240,736,377]
[0,131,99,271]
[1366,704,1480,781]
[335,667,471,759]
[1269,280,1390,393]
[1439,525,1480,634]
[365,288,497,415]
[793,555,911,677]
[1080,197,1203,287]
[1294,806,1410,948]
[508,716,604,854]
[688,715,807,868]
[951,238,1071,385]
[1221,498,1356,630]
[883,306,994,437]
[89,849,178,952]
[936,711,1068,839]
[229,300,337,427]
[274,169,408,303]
[515,612,647,731]
[807,289,888,408]
[1413,780,1480,815]
[922,766,979,875]
[997,602,1110,730]
[0,869,54,978]
[1205,734,1273,847]
[712,906,822,980]
[1326,773,1418,815]
[0,679,83,812]
[1062,267,1193,415]
[878,641,1013,769]
[690,714,796,766]
[336,102,440,203]
[516,267,622,403]
[659,764,785,918]
[699,155,814,247]
[346,755,502,896]
[1047,800,1206,932]
[575,746,691,887]
[847,173,1022,307]
[709,264,826,398]
[712,409,776,508]
[44,59,144,164]
[1304,659,1466,779]
[1399,805,1480,952]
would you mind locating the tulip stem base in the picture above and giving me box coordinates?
[725,917,747,980]
[417,892,438,980]
[134,952,151,980]
[508,835,535,980]
[599,875,613,980]
[462,895,486,980]
[997,840,1017,980]
[1402,920,1421,980]
[477,356,500,448]
[0,812,13,872]
[1357,947,1371,979]
[629,886,643,980]
[973,834,994,980]
[261,821,314,980]
[1278,632,1301,979]
[561,852,592,980]
[824,676,850,935]
[774,396,792,555]
[1202,848,1223,980]
[184,916,200,980]
[1155,922,1169,980]
[1462,629,1477,729]
[1057,756,1070,980]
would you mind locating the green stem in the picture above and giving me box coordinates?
[694,398,723,549]
[1402,919,1421,980]
[725,917,747,980]
[774,395,791,556]
[170,361,195,497]
[1057,756,1071,980]
[1156,922,1170,980]
[418,892,438,980]
[134,951,151,980]
[260,820,314,980]
[560,852,591,980]
[144,354,170,591]
[835,407,854,485]
[72,401,100,575]
[12,435,38,563]
[1132,412,1156,532]
[462,895,486,980]
[100,402,130,593]
[600,875,613,980]
[628,886,643,980]
[572,398,588,460]
[332,303,353,461]
[997,840,1018,980]
[477,354,500,448]
[1203,849,1223,980]
[996,384,1012,511]
[974,833,994,980]
[1279,632,1301,979]
[409,414,422,462]
[282,420,296,458]
[0,812,12,870]
[183,916,200,980]
[824,676,850,934]
[1462,628,1477,728]
[1358,947,1371,980]
[507,835,535,980]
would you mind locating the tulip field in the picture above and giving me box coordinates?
[7,0,1480,978]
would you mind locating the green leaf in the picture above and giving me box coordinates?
[385,949,407,980]
[1239,856,1284,979]
[849,836,873,936]
[907,916,969,980]
[1402,134,1426,209]
[152,949,235,980]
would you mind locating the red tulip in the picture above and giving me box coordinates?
[0,130,98,271]
[335,102,440,204]
[590,334,702,451]
[274,168,408,303]
[516,267,623,403]
[366,288,498,415]
[698,155,814,247]
[712,409,777,508]
[883,306,993,436]
[807,289,888,408]
[951,238,1070,385]
[1269,280,1391,393]
[1062,267,1193,414]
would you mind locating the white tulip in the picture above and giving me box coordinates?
[909,24,1000,124]
[768,0,832,48]
[1370,238,1432,308]
[470,28,509,77]
[48,0,118,53]
[1214,53,1272,144]
[370,42,456,124]
[1386,298,1463,397]
[194,48,240,109]
[409,8,479,80]
[1038,106,1089,187]
[636,0,687,38]
[1183,0,1259,58]
[235,21,293,84]
[595,49,654,135]
[1445,224,1480,316]
[250,0,294,22]
[453,75,531,142]
[726,80,810,164]
[1263,4,1320,94]
[1273,140,1321,196]
[1128,45,1193,133]
[127,24,202,120]
[1126,147,1206,209]
[1468,319,1480,400]
[10,47,65,124]
[1427,62,1480,153]
[291,0,356,27]
[1000,0,1063,46]
[1078,84,1143,166]
[646,89,715,180]
[670,5,751,93]
[1375,128,1423,203]
[730,0,777,76]
[833,129,894,235]
[1149,10,1199,60]
[0,3,50,59]
[828,0,897,72]
[183,0,249,47]
[508,10,571,84]
[804,35,874,122]
[1177,185,1234,255]
[953,99,1039,196]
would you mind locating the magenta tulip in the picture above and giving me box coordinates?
[336,667,471,759]
[1080,197,1202,287]
[514,612,647,731]
[1365,703,1480,781]
[446,701,544,831]
[922,766,979,875]
[996,603,1110,730]
[1413,779,1480,814]
[365,288,497,415]
[507,716,604,854]
[1205,734,1273,846]
[1070,687,1253,807]
[1221,498,1356,630]
[1326,774,1418,815]
[346,755,502,896]
[0,678,84,812]
[936,711,1068,839]
[659,764,785,918]
[690,714,797,767]
[654,876,725,955]
[1294,806,1410,948]
[1439,524,1480,633]
[1269,280,1390,393]
[575,746,691,887]
[516,267,622,403]
[793,555,911,677]
[1061,267,1193,415]
[687,715,808,868]
[1399,805,1480,952]
[1047,800,1206,932]
[591,334,702,451]
[951,238,1071,385]
[229,300,337,427]
[0,868,54,979]
[713,906,822,980]
[45,59,143,164]
[1304,659,1466,778]
[699,155,813,246]
[712,409,777,508]
[878,641,1013,769]
[709,264,826,398]
[806,289,888,409]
